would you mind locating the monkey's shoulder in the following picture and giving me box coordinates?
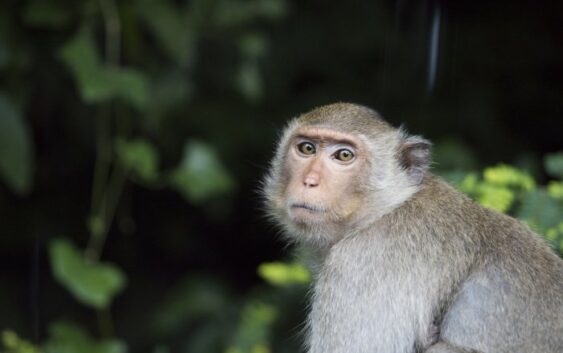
[388,175,559,255]
[398,175,528,232]
[402,174,562,276]
[384,175,485,233]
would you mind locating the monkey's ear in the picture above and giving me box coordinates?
[398,135,431,185]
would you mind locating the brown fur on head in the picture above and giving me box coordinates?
[263,102,431,246]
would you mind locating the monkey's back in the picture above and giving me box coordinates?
[400,175,563,352]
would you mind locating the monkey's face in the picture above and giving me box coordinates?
[267,126,369,242]
[264,103,431,245]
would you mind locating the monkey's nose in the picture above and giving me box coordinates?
[303,174,319,188]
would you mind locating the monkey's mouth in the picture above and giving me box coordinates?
[290,203,326,214]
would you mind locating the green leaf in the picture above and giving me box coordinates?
[476,184,515,213]
[96,67,149,109]
[59,27,100,81]
[1,330,41,353]
[0,94,34,195]
[228,301,277,352]
[547,181,563,200]
[115,138,159,182]
[59,28,149,108]
[152,276,230,335]
[136,0,195,66]
[168,140,235,203]
[458,173,479,195]
[23,1,72,28]
[49,238,127,309]
[483,164,535,191]
[237,61,262,102]
[517,190,563,232]
[45,322,127,353]
[257,262,311,286]
[545,152,563,179]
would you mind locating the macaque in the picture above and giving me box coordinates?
[263,103,563,353]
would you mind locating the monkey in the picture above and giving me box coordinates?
[263,103,563,353]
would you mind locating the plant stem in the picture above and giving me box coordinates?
[86,164,127,262]
[98,0,121,67]
[90,107,111,219]
[97,308,115,338]
[85,0,124,340]
[86,0,124,262]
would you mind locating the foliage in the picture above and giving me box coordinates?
[1,0,282,351]
[257,262,310,286]
[225,301,277,353]
[168,140,236,204]
[49,238,126,309]
[0,95,34,195]
[1,331,41,353]
[59,27,149,108]
[0,0,561,353]
[115,139,159,183]
[455,157,563,253]
[44,323,126,353]
[545,153,563,179]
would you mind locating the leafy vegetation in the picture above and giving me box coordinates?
[0,0,561,352]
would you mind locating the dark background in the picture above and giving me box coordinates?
[0,0,561,352]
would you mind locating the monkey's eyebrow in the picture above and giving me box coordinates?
[293,134,358,148]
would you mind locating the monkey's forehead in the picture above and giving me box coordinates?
[296,103,395,136]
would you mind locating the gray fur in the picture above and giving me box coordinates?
[264,103,563,353]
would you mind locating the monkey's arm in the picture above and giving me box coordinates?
[428,260,563,353]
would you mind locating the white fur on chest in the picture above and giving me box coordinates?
[307,232,438,353]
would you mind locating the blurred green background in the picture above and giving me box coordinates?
[0,0,562,352]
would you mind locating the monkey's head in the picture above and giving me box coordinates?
[263,103,431,246]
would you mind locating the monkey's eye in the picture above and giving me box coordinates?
[333,148,355,162]
[297,142,316,155]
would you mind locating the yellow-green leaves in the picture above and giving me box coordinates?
[49,238,126,309]
[225,302,277,353]
[460,164,535,212]
[547,181,563,200]
[59,28,148,109]
[457,159,563,255]
[0,94,34,195]
[1,331,41,353]
[475,184,515,213]
[257,262,311,286]
[44,322,127,353]
[1,323,127,353]
[483,164,535,191]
